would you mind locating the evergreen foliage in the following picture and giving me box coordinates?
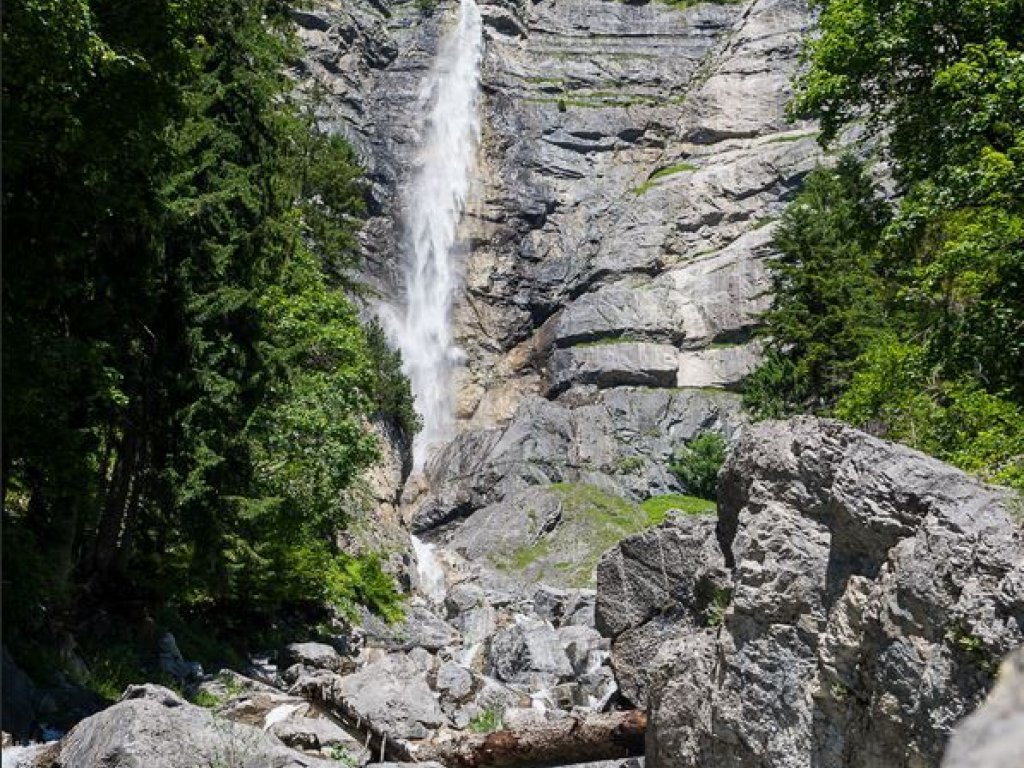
[2,0,412,669]
[669,433,727,501]
[748,0,1024,490]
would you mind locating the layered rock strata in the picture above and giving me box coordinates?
[296,0,822,557]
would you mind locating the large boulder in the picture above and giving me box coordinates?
[39,684,333,768]
[294,654,446,741]
[599,417,1023,768]
[596,515,728,707]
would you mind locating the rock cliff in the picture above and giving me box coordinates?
[597,417,1024,768]
[294,0,822,568]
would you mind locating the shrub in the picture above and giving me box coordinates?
[670,432,728,501]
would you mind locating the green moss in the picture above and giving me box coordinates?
[501,538,552,571]
[615,456,646,474]
[495,484,663,587]
[632,162,698,195]
[191,690,222,708]
[641,494,717,522]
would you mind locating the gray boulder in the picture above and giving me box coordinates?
[360,604,460,652]
[278,642,348,675]
[296,654,445,740]
[157,632,202,683]
[48,684,332,768]
[596,515,727,707]
[600,417,1023,767]
[435,661,474,703]
[941,646,1024,768]
[269,715,358,753]
[489,618,574,685]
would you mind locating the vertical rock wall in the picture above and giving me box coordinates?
[296,0,824,569]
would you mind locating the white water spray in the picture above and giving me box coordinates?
[411,535,447,604]
[394,0,484,468]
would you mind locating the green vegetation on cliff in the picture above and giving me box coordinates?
[746,0,1024,490]
[2,0,412,672]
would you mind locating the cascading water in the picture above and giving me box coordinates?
[411,535,447,604]
[393,0,484,468]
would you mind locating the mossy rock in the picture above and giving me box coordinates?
[480,483,670,588]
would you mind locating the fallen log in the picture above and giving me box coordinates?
[412,710,646,768]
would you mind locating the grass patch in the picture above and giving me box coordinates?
[574,334,648,348]
[191,689,222,708]
[615,456,646,474]
[641,494,717,522]
[495,484,662,587]
[633,162,698,194]
[500,538,552,571]
[469,707,504,734]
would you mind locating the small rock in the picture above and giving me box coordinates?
[942,647,1024,768]
[435,662,474,702]
[279,642,348,675]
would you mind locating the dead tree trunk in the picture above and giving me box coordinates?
[413,710,646,768]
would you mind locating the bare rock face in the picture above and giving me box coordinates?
[410,387,743,587]
[598,417,1024,768]
[295,0,821,562]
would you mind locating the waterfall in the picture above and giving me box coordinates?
[411,535,447,604]
[394,0,484,468]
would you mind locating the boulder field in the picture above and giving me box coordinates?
[8,418,1022,768]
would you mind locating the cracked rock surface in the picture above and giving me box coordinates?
[597,417,1024,768]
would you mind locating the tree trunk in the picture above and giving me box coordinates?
[411,711,646,768]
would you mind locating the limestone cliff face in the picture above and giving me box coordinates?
[296,0,820,565]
